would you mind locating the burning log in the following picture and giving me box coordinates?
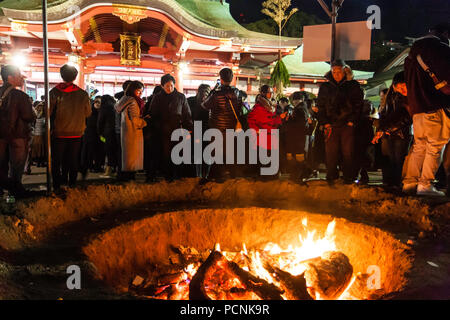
[189,250,224,300]
[264,263,313,300]
[304,251,353,300]
[220,259,284,300]
[156,272,187,286]
[189,249,284,300]
[227,287,252,300]
[169,245,207,265]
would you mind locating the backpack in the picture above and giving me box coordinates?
[0,86,15,138]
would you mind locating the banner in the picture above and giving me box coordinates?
[303,21,371,62]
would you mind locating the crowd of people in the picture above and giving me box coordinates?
[0,23,448,199]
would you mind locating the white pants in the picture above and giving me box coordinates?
[403,108,450,188]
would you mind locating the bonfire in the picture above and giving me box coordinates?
[130,219,356,300]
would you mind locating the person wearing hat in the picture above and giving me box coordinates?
[317,59,364,185]
[148,74,193,181]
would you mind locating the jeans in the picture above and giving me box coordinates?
[325,125,355,181]
[51,137,82,190]
[0,138,28,191]
[403,109,450,188]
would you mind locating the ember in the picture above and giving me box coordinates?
[129,220,355,300]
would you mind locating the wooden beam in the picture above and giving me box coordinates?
[89,17,102,43]
[158,24,169,48]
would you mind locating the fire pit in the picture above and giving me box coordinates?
[83,208,412,300]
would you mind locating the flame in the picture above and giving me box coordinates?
[243,219,339,297]
[302,217,308,227]
[184,263,198,278]
[261,219,337,276]
[152,219,348,300]
[337,275,357,300]
[241,243,248,255]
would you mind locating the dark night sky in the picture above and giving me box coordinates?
[227,0,450,41]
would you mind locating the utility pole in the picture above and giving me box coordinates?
[43,0,52,194]
[316,0,344,62]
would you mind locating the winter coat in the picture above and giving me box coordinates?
[97,100,116,138]
[282,102,309,155]
[0,84,35,139]
[247,95,282,150]
[317,74,364,127]
[404,35,450,116]
[115,96,147,172]
[188,96,209,127]
[84,104,100,140]
[149,89,193,141]
[49,83,91,137]
[378,90,412,139]
[202,85,242,131]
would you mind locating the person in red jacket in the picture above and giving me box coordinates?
[247,85,287,179]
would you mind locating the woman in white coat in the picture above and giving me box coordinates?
[114,81,147,180]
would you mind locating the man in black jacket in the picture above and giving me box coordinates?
[317,60,364,184]
[201,68,242,181]
[0,65,35,198]
[402,23,450,196]
[149,74,193,181]
[142,85,162,182]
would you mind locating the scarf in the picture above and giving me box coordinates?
[133,95,145,116]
